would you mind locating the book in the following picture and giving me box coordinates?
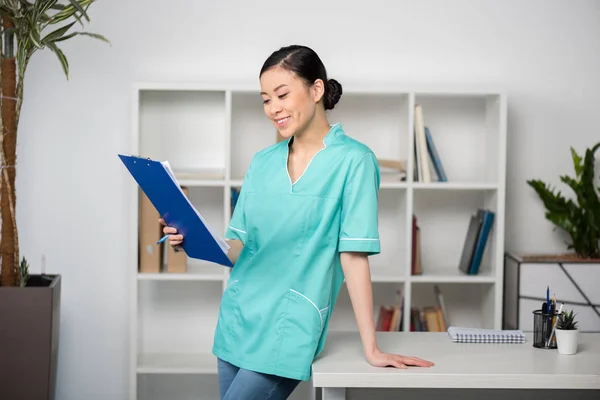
[424,126,447,182]
[468,209,495,274]
[458,208,495,275]
[414,104,431,182]
[458,211,485,274]
[447,327,526,343]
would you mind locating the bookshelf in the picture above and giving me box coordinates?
[126,82,507,400]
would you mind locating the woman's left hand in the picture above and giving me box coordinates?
[366,347,434,369]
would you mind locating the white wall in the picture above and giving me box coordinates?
[14,0,600,399]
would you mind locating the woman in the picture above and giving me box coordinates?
[161,44,434,400]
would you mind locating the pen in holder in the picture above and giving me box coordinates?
[532,309,558,349]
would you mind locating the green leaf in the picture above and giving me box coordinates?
[571,147,584,177]
[49,0,94,25]
[0,6,14,15]
[42,20,76,43]
[527,142,600,259]
[54,30,110,45]
[67,0,90,22]
[34,0,59,18]
[28,28,43,49]
[47,41,69,79]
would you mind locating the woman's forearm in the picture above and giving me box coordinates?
[225,239,244,264]
[340,252,377,357]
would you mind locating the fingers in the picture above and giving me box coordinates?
[168,235,184,246]
[157,219,184,247]
[383,354,407,369]
[163,225,177,235]
[384,354,434,369]
[402,356,435,367]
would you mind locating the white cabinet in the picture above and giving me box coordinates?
[503,252,600,333]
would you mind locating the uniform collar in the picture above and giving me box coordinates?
[287,122,344,148]
[323,122,344,146]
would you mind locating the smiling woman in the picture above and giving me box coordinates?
[161,44,434,400]
[259,45,342,140]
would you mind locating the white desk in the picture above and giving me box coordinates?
[311,331,600,400]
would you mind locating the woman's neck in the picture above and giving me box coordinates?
[291,114,331,153]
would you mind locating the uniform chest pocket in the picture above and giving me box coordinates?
[245,192,314,250]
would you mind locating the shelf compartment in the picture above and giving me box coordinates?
[329,282,405,332]
[412,93,503,185]
[329,92,410,173]
[230,91,275,180]
[372,189,408,280]
[183,186,227,272]
[137,89,227,177]
[412,188,499,278]
[411,282,496,330]
[137,281,223,356]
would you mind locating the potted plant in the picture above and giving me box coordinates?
[502,142,600,332]
[0,2,108,399]
[526,142,600,261]
[555,309,579,355]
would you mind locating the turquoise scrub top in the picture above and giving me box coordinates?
[212,123,381,381]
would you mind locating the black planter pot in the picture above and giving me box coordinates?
[0,274,61,400]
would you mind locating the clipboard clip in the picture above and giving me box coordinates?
[127,154,153,164]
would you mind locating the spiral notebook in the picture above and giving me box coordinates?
[447,326,526,343]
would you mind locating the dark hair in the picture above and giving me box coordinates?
[260,45,343,111]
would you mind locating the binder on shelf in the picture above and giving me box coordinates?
[166,186,190,273]
[119,154,233,267]
[139,190,162,273]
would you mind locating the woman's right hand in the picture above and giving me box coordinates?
[158,218,184,249]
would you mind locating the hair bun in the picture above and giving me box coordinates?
[324,78,343,110]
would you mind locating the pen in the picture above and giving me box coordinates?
[546,303,563,347]
[157,234,169,245]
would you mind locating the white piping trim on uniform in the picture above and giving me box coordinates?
[289,288,323,331]
[225,279,238,291]
[286,123,340,192]
[290,144,326,186]
[228,226,246,234]
[285,140,293,193]
[339,238,379,241]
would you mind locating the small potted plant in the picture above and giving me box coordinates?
[555,309,579,355]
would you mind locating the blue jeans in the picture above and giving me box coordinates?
[217,358,301,400]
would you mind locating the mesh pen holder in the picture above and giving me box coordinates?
[532,309,559,349]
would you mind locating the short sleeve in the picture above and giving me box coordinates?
[224,161,253,245]
[338,151,381,255]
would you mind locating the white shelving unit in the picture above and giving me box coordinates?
[126,81,507,400]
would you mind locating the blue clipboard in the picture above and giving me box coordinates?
[118,154,233,267]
